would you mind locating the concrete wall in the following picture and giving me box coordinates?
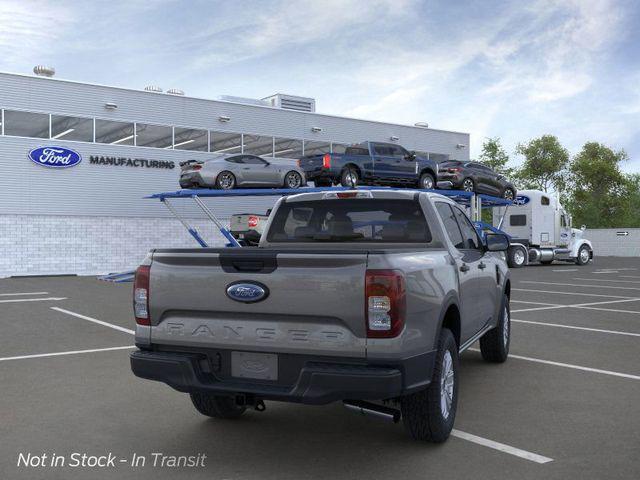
[584,228,640,257]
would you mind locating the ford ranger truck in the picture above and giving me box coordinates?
[299,141,439,190]
[130,189,511,442]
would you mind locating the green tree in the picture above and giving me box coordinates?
[478,137,514,177]
[514,135,569,192]
[566,142,632,228]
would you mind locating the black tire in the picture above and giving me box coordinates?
[190,392,246,419]
[419,172,435,190]
[340,167,359,187]
[502,187,515,200]
[479,294,510,363]
[576,245,591,265]
[284,171,303,189]
[216,171,236,190]
[314,179,333,187]
[400,328,458,442]
[507,246,526,268]
[461,178,475,192]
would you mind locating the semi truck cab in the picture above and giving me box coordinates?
[493,189,593,267]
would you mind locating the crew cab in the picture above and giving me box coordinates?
[299,142,439,190]
[130,189,511,442]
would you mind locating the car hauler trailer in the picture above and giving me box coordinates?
[492,189,593,268]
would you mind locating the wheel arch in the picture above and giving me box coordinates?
[419,167,436,179]
[342,163,362,177]
[435,294,461,350]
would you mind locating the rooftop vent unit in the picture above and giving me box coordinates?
[262,94,316,112]
[167,88,185,96]
[144,85,163,93]
[33,65,55,77]
[219,95,270,107]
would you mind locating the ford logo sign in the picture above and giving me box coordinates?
[514,195,530,206]
[226,281,269,303]
[28,146,82,168]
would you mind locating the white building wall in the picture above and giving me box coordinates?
[584,228,640,257]
[0,215,229,277]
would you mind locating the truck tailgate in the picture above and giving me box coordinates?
[148,249,368,358]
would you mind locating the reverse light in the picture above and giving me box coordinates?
[322,153,331,168]
[133,265,151,326]
[365,270,406,338]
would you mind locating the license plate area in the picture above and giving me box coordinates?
[231,351,278,381]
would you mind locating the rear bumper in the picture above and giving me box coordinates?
[131,349,435,405]
[303,167,335,181]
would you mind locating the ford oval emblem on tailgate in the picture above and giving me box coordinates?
[226,281,269,303]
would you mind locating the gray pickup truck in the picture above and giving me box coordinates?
[131,189,511,442]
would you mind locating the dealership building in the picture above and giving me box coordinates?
[0,69,470,277]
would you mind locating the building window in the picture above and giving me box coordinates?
[95,119,135,145]
[51,115,93,142]
[510,215,527,226]
[210,131,242,154]
[3,110,49,138]
[303,140,331,156]
[331,143,348,154]
[243,134,274,156]
[135,123,172,149]
[274,137,303,158]
[173,127,208,151]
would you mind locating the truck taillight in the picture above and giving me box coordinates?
[322,153,331,168]
[365,270,405,338]
[133,265,150,326]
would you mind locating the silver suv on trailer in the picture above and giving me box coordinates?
[130,189,511,442]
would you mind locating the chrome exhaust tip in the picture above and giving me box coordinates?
[343,400,401,423]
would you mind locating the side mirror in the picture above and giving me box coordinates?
[485,233,510,252]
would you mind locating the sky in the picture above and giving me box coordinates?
[1,0,639,172]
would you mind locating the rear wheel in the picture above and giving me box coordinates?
[216,171,236,190]
[284,171,303,189]
[502,187,515,200]
[419,172,435,190]
[576,245,591,265]
[190,393,246,419]
[461,178,475,192]
[479,294,510,363]
[400,328,458,442]
[340,167,359,187]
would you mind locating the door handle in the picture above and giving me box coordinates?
[459,264,470,272]
[478,262,487,270]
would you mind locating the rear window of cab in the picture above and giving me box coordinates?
[266,198,432,244]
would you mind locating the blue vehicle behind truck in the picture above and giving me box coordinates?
[299,141,439,189]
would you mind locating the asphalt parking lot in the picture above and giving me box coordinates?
[1,257,639,480]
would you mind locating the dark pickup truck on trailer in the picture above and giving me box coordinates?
[130,189,511,442]
[299,141,439,190]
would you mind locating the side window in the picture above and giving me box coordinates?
[452,207,481,250]
[243,156,268,165]
[388,145,406,158]
[541,196,550,206]
[373,144,391,156]
[226,156,243,164]
[510,215,527,226]
[435,203,464,249]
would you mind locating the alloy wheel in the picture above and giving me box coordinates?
[462,179,474,192]
[440,350,455,419]
[286,172,301,189]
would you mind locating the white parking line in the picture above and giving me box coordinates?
[469,348,640,381]
[51,307,135,335]
[511,319,640,337]
[0,297,67,304]
[513,288,637,299]
[572,278,640,284]
[520,281,640,291]
[0,346,135,362]
[0,292,49,296]
[451,429,553,464]
[621,275,640,279]
[573,306,640,315]
[510,300,560,306]
[511,298,640,313]
[552,269,578,272]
